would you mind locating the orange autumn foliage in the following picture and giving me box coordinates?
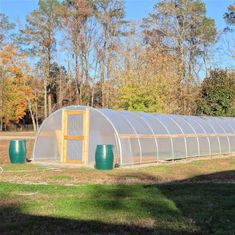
[0,45,34,124]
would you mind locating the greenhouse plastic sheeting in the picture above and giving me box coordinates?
[33,106,235,166]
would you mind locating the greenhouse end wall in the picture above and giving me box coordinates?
[33,106,235,166]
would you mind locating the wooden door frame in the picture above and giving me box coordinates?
[61,108,90,164]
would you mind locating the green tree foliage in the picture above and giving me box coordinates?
[115,85,162,113]
[197,70,235,117]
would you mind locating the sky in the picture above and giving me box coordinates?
[0,0,233,28]
[0,0,234,69]
[0,0,234,28]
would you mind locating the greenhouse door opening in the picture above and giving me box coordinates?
[61,108,90,164]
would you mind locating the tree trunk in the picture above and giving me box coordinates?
[28,99,37,132]
[101,64,105,107]
[43,78,48,118]
[75,54,80,104]
[67,54,72,105]
[80,56,84,104]
[48,92,52,115]
[91,86,94,107]
[59,69,63,108]
[0,117,2,131]
[35,99,39,131]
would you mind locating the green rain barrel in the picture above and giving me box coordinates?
[9,139,26,164]
[95,145,114,170]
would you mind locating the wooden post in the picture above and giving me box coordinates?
[60,109,65,162]
[61,109,68,163]
[83,107,90,164]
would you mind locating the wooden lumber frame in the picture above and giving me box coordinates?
[66,159,83,164]
[61,109,67,163]
[66,110,84,115]
[64,135,84,141]
[61,108,90,164]
[83,107,90,165]
[0,136,35,140]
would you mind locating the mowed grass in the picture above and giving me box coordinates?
[1,133,235,235]
[0,182,235,235]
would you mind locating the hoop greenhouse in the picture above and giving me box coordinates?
[33,106,235,166]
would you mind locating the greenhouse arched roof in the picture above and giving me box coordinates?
[33,106,235,166]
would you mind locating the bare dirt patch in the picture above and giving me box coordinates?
[1,156,235,185]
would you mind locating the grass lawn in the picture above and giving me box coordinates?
[0,182,235,235]
[0,156,235,234]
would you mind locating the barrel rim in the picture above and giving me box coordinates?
[96,144,114,147]
[9,139,26,142]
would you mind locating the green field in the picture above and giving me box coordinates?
[0,156,235,234]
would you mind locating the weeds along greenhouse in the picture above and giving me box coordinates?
[33,105,235,166]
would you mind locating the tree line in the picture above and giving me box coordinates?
[0,0,234,131]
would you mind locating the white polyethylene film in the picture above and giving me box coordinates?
[33,109,62,160]
[33,106,235,166]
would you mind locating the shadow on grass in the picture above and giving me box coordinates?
[93,170,235,234]
[188,170,235,182]
[0,203,181,235]
[1,170,235,234]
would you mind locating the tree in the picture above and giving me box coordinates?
[142,0,216,114]
[95,0,126,107]
[20,0,60,118]
[0,45,34,130]
[0,13,15,46]
[0,14,15,130]
[27,72,43,131]
[197,69,235,117]
[224,3,235,27]
[48,62,68,109]
[59,0,94,105]
[224,3,235,60]
[112,34,180,113]
[59,0,127,107]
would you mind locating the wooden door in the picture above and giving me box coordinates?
[61,108,90,164]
